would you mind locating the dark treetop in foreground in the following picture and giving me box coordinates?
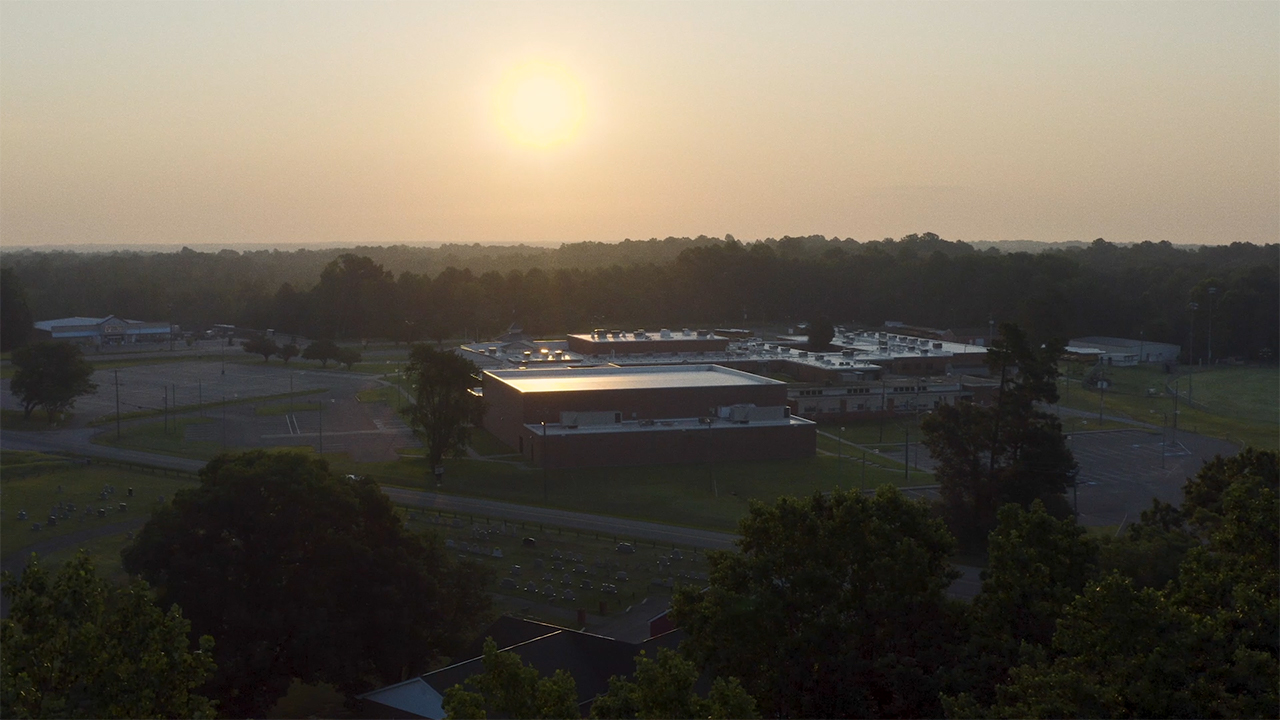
[122,450,492,717]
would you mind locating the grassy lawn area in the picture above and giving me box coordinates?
[92,417,223,460]
[355,385,402,404]
[1058,364,1278,451]
[39,531,137,585]
[399,505,714,621]
[470,428,518,457]
[0,408,77,431]
[337,451,921,532]
[0,458,197,566]
[1181,367,1279,424]
[88,388,328,426]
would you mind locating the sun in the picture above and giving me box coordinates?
[494,62,585,148]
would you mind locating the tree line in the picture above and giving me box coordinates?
[3,235,1276,360]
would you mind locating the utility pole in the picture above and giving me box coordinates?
[163,385,168,434]
[114,370,121,440]
[221,393,227,450]
[318,399,323,454]
[1207,287,1217,366]
[541,421,548,503]
[904,425,909,482]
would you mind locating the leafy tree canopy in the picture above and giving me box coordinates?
[443,638,579,720]
[672,486,964,718]
[960,449,1279,719]
[807,315,834,351]
[276,342,300,363]
[922,323,1076,545]
[947,501,1099,708]
[1,553,216,719]
[0,267,34,352]
[301,338,340,367]
[402,344,484,474]
[122,450,492,717]
[241,335,279,362]
[9,342,97,423]
[590,647,757,720]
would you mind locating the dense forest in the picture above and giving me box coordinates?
[2,234,1276,361]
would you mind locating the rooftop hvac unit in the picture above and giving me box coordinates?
[523,351,532,358]
[696,329,710,337]
[488,347,498,355]
[682,328,692,336]
[933,342,944,349]
[660,328,672,338]
[798,351,809,358]
[842,349,855,357]
[920,349,930,355]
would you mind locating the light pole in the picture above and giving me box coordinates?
[1187,301,1198,366]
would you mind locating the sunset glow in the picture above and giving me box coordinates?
[494,62,585,148]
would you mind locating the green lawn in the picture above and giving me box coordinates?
[355,386,402,404]
[1181,367,1279,424]
[337,452,920,532]
[0,408,77,431]
[1058,364,1278,451]
[87,388,328,426]
[0,461,197,564]
[469,428,519,457]
[92,417,223,460]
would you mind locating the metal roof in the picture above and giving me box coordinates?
[485,364,780,393]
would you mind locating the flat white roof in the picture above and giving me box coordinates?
[486,364,779,393]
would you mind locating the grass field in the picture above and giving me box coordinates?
[88,388,328,426]
[336,449,921,532]
[0,458,197,567]
[1058,364,1278,451]
[0,408,76,431]
[92,417,223,460]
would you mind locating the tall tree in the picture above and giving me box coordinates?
[275,342,300,363]
[947,502,1098,709]
[1,553,216,719]
[921,323,1076,545]
[672,487,965,718]
[442,638,579,720]
[9,342,98,422]
[301,338,340,367]
[962,449,1279,719]
[590,647,758,720]
[121,450,491,717]
[241,335,279,362]
[0,267,34,352]
[807,315,834,351]
[402,345,485,476]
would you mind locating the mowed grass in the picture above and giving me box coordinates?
[1185,368,1279,424]
[1058,364,1278,452]
[92,417,223,460]
[336,452,920,532]
[0,460,197,563]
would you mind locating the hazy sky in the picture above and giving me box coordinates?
[2,1,1276,247]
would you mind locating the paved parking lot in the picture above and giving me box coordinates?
[1069,428,1237,528]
